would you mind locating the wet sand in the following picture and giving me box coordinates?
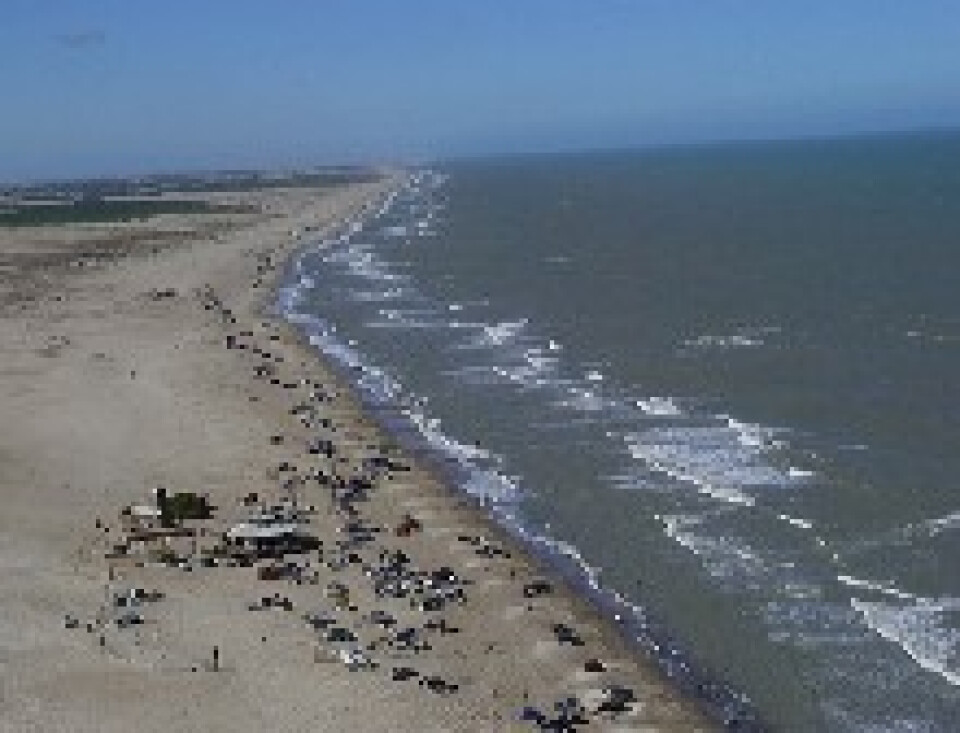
[0,177,716,731]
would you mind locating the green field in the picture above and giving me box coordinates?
[0,199,218,227]
[0,168,380,227]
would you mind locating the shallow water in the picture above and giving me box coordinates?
[280,132,960,730]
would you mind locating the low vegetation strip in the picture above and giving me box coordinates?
[0,199,226,227]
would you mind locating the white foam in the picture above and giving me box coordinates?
[504,520,605,595]
[724,417,786,450]
[349,287,408,302]
[839,443,870,452]
[405,406,523,505]
[447,320,488,330]
[523,348,558,370]
[661,513,769,584]
[852,596,960,687]
[320,242,407,284]
[681,325,781,351]
[683,334,762,349]
[366,307,442,330]
[623,410,807,507]
[924,511,960,537]
[887,510,960,546]
[449,344,560,391]
[556,386,608,413]
[286,243,524,508]
[778,513,815,531]
[461,467,523,505]
[763,600,865,647]
[626,433,748,507]
[471,318,529,347]
[837,574,919,603]
[636,396,682,417]
[444,365,501,386]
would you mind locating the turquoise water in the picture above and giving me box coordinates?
[281,131,960,730]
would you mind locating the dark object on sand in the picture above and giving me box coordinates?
[157,489,214,523]
[112,588,164,607]
[389,626,431,653]
[367,610,396,629]
[248,594,294,612]
[583,658,605,673]
[391,666,419,681]
[551,697,591,730]
[304,611,338,631]
[156,487,171,527]
[395,513,422,537]
[226,525,321,559]
[552,623,584,647]
[523,579,553,598]
[458,534,511,559]
[424,618,459,634]
[115,610,144,628]
[307,439,336,458]
[521,697,590,731]
[257,564,286,581]
[519,706,547,725]
[596,685,636,714]
[253,364,276,378]
[326,627,357,643]
[420,675,458,694]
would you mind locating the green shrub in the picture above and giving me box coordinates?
[161,492,213,522]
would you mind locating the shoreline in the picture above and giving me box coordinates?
[1,174,722,731]
[267,174,766,731]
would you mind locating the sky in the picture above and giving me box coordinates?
[2,1,960,180]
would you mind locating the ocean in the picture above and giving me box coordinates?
[277,131,960,731]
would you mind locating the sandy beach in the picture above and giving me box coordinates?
[0,176,716,731]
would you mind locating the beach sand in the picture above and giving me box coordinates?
[0,177,716,731]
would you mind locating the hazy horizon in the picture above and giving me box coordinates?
[4,1,960,181]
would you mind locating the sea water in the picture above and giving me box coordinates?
[279,131,960,731]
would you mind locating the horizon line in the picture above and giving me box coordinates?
[4,122,960,188]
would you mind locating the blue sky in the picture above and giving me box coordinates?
[2,1,959,179]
